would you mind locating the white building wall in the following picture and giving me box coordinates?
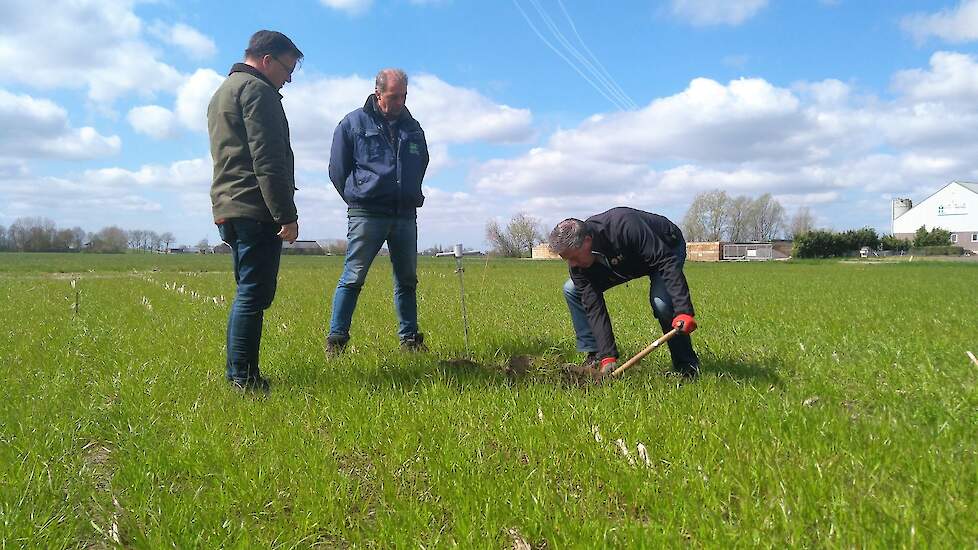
[893,182,978,234]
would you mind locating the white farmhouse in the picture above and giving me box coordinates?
[892,181,978,252]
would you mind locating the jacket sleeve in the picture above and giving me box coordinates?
[240,81,297,225]
[621,219,695,316]
[573,272,619,359]
[328,118,353,203]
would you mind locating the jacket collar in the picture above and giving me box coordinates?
[363,93,414,125]
[230,63,281,98]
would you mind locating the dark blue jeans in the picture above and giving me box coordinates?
[562,240,699,370]
[329,215,419,340]
[217,218,283,382]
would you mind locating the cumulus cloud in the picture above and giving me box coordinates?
[901,0,978,44]
[128,69,224,138]
[127,105,177,140]
[283,72,534,172]
[319,0,373,15]
[467,52,978,232]
[0,0,183,102]
[149,22,218,59]
[0,89,120,160]
[670,0,769,26]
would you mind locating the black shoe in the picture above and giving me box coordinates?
[581,351,599,369]
[325,334,349,357]
[400,332,428,352]
[229,376,270,394]
[672,363,700,378]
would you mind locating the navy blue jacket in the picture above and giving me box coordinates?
[570,207,695,359]
[328,95,429,216]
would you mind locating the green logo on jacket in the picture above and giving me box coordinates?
[408,142,420,155]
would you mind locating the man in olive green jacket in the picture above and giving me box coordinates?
[207,30,302,393]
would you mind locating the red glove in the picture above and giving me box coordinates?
[672,314,697,334]
[599,357,618,375]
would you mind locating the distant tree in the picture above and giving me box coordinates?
[486,213,543,257]
[881,234,910,252]
[748,193,785,241]
[91,226,128,253]
[160,232,175,252]
[682,190,729,241]
[321,239,348,255]
[197,238,209,252]
[8,217,57,251]
[0,225,7,251]
[725,195,752,242]
[913,226,952,247]
[788,207,815,238]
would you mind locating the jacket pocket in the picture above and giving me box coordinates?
[356,128,385,162]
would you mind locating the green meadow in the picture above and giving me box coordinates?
[1,253,976,547]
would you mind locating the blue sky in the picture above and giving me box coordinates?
[3,0,978,247]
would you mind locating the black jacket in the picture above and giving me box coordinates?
[569,207,694,359]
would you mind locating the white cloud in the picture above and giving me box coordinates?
[319,0,373,16]
[670,0,769,26]
[128,69,224,138]
[0,0,183,102]
[150,22,218,59]
[127,105,177,140]
[84,157,211,190]
[175,69,225,131]
[283,72,534,172]
[891,51,978,104]
[0,89,120,160]
[901,0,978,44]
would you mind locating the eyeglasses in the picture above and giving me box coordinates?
[271,56,295,76]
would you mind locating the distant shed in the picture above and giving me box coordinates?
[531,244,560,259]
[686,241,722,262]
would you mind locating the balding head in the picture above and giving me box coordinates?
[374,68,408,120]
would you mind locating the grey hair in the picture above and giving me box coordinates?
[375,68,408,92]
[548,218,589,254]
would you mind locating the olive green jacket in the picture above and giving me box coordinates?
[207,64,297,225]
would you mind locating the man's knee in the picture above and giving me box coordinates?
[562,278,578,298]
[651,296,674,320]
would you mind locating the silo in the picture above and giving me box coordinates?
[891,198,912,234]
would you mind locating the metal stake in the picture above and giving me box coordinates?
[453,244,470,355]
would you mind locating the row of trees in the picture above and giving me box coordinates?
[681,190,813,242]
[793,225,952,258]
[485,213,545,257]
[0,217,176,253]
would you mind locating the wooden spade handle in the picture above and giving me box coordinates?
[610,328,681,377]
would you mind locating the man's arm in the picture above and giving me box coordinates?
[575,274,619,359]
[328,118,353,202]
[240,81,297,225]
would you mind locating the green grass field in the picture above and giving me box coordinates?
[1,252,977,547]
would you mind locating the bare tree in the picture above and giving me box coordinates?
[160,232,175,252]
[197,238,209,252]
[682,190,730,241]
[725,195,752,242]
[788,207,815,238]
[486,213,544,257]
[0,225,6,250]
[8,217,57,251]
[749,194,785,240]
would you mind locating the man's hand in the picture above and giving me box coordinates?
[672,314,697,335]
[599,357,618,375]
[278,221,298,243]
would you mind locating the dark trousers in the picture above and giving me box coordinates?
[217,218,283,382]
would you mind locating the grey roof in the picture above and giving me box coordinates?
[956,181,978,194]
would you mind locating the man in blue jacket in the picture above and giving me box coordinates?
[548,207,701,377]
[327,68,430,354]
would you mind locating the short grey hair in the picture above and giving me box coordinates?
[375,68,408,92]
[548,218,589,254]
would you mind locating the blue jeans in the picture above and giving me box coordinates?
[563,240,699,369]
[217,218,283,382]
[329,215,419,340]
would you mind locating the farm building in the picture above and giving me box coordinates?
[531,244,560,259]
[892,181,978,252]
[686,240,792,261]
